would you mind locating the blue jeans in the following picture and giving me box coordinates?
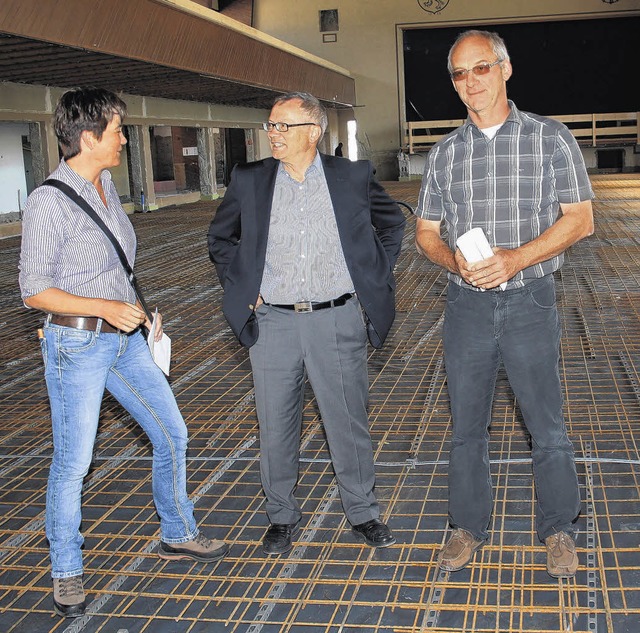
[41,322,197,578]
[442,276,581,542]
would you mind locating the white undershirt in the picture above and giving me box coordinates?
[480,123,502,140]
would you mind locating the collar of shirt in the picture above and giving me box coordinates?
[58,159,114,198]
[277,151,322,182]
[458,99,523,140]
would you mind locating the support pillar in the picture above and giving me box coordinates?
[41,120,60,176]
[29,123,46,187]
[244,128,256,163]
[197,126,219,200]
[128,125,157,211]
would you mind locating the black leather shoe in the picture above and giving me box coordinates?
[352,518,396,548]
[262,521,301,555]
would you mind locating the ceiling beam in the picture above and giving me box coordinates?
[0,0,356,106]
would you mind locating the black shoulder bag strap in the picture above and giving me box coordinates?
[42,178,153,321]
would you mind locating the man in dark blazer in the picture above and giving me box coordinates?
[208,92,406,555]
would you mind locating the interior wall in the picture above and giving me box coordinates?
[253,0,640,180]
[0,123,29,215]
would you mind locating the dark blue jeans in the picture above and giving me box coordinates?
[443,275,580,542]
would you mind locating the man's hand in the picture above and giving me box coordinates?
[459,247,522,290]
[100,300,147,333]
[461,199,594,290]
[143,310,164,341]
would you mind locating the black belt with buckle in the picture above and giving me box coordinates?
[268,293,353,313]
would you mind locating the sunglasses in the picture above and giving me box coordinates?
[450,59,503,82]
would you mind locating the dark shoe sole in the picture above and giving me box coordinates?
[438,541,484,572]
[158,542,229,563]
[351,529,397,549]
[263,541,294,556]
[53,599,86,618]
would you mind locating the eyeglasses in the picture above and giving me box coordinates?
[262,122,317,133]
[450,59,503,82]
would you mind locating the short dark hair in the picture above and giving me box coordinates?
[53,87,127,159]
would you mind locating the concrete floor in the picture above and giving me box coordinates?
[1,176,639,632]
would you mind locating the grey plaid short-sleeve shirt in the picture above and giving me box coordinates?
[415,101,594,290]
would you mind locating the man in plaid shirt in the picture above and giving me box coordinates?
[415,30,594,578]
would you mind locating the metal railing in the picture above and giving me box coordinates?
[404,111,640,154]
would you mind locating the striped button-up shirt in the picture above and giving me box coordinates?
[260,152,354,303]
[416,101,594,290]
[19,160,137,304]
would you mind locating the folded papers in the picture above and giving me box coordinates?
[456,227,507,291]
[147,308,171,376]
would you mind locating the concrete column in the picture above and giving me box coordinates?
[244,128,256,163]
[128,125,157,211]
[41,120,60,176]
[29,123,46,187]
[197,126,219,200]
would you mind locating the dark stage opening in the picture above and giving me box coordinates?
[403,16,638,122]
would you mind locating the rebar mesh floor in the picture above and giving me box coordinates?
[1,175,640,633]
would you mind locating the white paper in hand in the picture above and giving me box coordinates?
[147,308,172,376]
[455,227,507,291]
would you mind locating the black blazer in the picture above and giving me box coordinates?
[208,154,406,348]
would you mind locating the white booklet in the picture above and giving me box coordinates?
[147,308,172,376]
[455,227,507,291]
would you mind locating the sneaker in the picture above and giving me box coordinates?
[159,533,229,563]
[545,531,578,578]
[53,575,86,618]
[438,528,485,572]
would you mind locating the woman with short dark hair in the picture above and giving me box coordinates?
[19,87,229,619]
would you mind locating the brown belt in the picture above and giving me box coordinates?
[49,315,121,334]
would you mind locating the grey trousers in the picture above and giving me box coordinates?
[443,276,581,542]
[249,296,380,526]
